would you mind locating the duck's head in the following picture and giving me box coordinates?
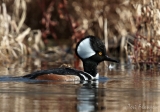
[76,35,118,64]
[75,35,118,76]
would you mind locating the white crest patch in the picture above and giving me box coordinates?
[77,38,96,59]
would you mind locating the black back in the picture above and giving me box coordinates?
[23,67,93,80]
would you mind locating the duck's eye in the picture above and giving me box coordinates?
[98,52,102,56]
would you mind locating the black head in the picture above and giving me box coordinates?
[75,35,118,64]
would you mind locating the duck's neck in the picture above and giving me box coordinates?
[82,60,98,77]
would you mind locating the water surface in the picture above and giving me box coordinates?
[0,61,160,112]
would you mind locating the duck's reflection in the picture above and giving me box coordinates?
[77,83,99,112]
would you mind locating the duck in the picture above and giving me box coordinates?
[22,35,118,81]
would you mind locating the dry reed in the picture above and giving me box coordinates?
[70,0,160,69]
[0,1,44,64]
[1,0,160,69]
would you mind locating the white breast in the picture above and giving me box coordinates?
[77,38,96,59]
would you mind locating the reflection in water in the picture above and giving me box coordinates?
[0,81,99,112]
[0,59,160,111]
[77,83,99,112]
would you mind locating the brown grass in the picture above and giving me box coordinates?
[1,0,160,69]
[0,1,44,64]
[69,0,160,68]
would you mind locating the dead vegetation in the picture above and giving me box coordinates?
[0,1,44,64]
[1,0,160,69]
[69,0,160,69]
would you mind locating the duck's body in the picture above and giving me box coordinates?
[23,36,118,81]
[23,67,99,81]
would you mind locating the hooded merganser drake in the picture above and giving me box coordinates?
[23,35,118,81]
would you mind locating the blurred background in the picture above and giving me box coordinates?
[0,1,160,112]
[0,0,160,69]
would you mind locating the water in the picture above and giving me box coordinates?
[0,60,160,112]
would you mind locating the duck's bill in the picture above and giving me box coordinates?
[104,55,119,63]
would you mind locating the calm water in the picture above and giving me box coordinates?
[0,60,160,112]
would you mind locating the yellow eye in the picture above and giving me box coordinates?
[98,52,102,56]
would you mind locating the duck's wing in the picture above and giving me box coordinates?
[22,67,94,80]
